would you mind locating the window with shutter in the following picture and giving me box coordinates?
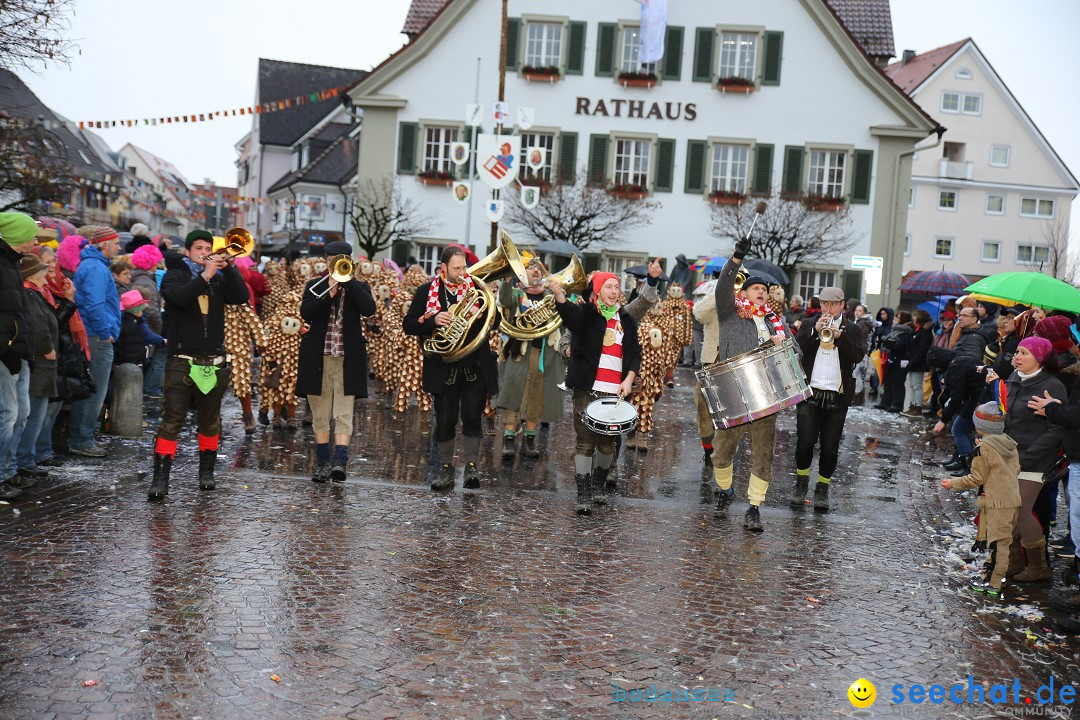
[662,26,684,80]
[762,31,783,86]
[752,144,774,195]
[587,134,609,186]
[566,21,586,75]
[505,18,521,70]
[558,131,578,183]
[782,145,804,195]
[851,149,873,204]
[692,27,715,82]
[397,122,418,175]
[655,139,676,192]
[595,23,617,77]
[684,139,707,194]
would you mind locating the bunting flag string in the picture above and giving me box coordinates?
[77,84,350,130]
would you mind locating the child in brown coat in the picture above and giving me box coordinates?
[941,401,1021,596]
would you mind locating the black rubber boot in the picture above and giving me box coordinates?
[591,466,609,505]
[522,434,540,459]
[148,454,172,500]
[463,462,480,489]
[789,475,810,509]
[949,455,971,478]
[813,482,830,512]
[575,473,592,515]
[941,453,962,470]
[198,450,216,490]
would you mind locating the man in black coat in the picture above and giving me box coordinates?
[298,241,375,484]
[148,230,250,500]
[790,287,866,512]
[403,246,500,491]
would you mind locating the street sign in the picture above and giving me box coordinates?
[851,255,883,269]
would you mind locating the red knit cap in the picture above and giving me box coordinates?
[88,226,119,245]
[591,272,618,303]
[1035,315,1076,354]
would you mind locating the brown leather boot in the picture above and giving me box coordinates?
[1005,537,1026,578]
[1013,539,1051,583]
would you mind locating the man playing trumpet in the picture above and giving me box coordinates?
[790,288,866,512]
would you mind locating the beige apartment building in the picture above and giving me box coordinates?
[886,40,1077,284]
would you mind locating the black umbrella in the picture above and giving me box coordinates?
[624,264,669,282]
[742,257,790,285]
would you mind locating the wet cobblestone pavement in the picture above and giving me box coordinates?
[2,368,1078,719]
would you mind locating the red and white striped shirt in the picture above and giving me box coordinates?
[592,317,624,394]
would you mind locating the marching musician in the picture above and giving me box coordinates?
[148,230,250,501]
[403,246,499,491]
[790,287,866,512]
[550,272,641,515]
[496,256,565,461]
[710,241,792,531]
[298,241,376,484]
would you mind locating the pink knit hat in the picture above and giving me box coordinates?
[57,235,87,272]
[131,244,163,270]
[1018,336,1053,365]
[1035,315,1076,354]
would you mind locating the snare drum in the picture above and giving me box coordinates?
[581,397,640,436]
[695,338,811,429]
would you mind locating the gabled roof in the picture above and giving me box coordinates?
[257,59,366,147]
[400,0,895,57]
[0,69,118,186]
[882,39,967,94]
[267,124,359,194]
[126,144,193,191]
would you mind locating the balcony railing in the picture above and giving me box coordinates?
[939,159,973,180]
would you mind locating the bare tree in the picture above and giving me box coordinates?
[709,190,860,272]
[347,176,435,259]
[0,0,77,71]
[1038,214,1079,284]
[0,115,74,212]
[504,168,659,251]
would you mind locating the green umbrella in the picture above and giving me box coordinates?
[963,272,1080,313]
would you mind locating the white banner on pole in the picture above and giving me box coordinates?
[639,0,668,64]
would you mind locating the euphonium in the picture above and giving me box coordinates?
[500,255,586,340]
[422,230,528,363]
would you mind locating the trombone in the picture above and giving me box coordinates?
[309,254,355,298]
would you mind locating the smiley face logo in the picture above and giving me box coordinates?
[848,678,876,708]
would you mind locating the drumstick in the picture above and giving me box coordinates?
[745,201,768,240]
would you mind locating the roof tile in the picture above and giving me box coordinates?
[257,59,366,147]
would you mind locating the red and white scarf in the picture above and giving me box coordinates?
[736,296,785,336]
[425,272,475,316]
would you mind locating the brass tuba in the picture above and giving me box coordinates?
[422,230,528,363]
[500,254,586,340]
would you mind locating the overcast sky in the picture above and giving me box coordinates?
[23,0,1080,242]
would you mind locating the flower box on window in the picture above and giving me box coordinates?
[608,183,648,200]
[716,76,756,94]
[418,171,454,187]
[803,194,847,211]
[522,66,561,83]
[518,175,552,190]
[618,71,658,89]
[708,190,746,206]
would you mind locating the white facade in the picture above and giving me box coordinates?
[117,143,191,235]
[899,43,1078,279]
[349,0,937,306]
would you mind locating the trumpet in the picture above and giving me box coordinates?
[819,313,842,348]
[204,227,254,262]
[308,254,354,298]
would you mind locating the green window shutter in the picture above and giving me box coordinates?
[762,30,784,86]
[566,21,586,75]
[595,23,617,77]
[557,131,578,183]
[662,26,684,81]
[692,27,715,83]
[851,149,874,204]
[587,134,609,187]
[752,144,774,195]
[654,138,676,192]
[506,18,521,70]
[684,139,708,194]
[782,145,804,195]
[397,122,418,175]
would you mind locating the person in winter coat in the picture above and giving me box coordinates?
[297,241,376,484]
[929,311,956,417]
[130,244,166,397]
[0,213,39,500]
[4,254,58,486]
[68,226,123,458]
[901,309,934,416]
[114,290,164,366]
[876,310,913,413]
[941,402,1021,597]
[933,357,988,478]
[1000,336,1067,584]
